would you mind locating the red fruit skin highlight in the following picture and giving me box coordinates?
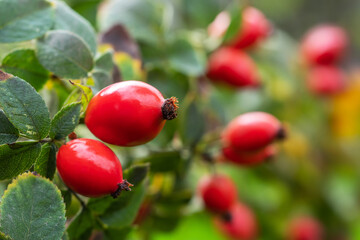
[85,81,166,147]
[56,138,123,197]
[222,112,282,152]
[207,47,260,88]
[301,25,348,65]
[214,202,258,240]
[198,175,237,213]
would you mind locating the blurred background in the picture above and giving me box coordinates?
[2,0,360,239]
[66,0,360,239]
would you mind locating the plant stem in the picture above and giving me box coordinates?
[68,188,86,209]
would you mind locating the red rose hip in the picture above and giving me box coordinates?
[56,138,131,198]
[198,175,237,213]
[214,202,257,240]
[301,24,348,65]
[230,7,271,49]
[222,112,284,152]
[222,145,276,166]
[85,81,178,146]
[207,47,260,88]
[307,65,346,96]
[287,216,323,240]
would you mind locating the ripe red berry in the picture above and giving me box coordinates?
[198,175,237,213]
[85,81,178,146]
[214,202,257,240]
[56,138,132,198]
[222,112,284,152]
[301,25,348,65]
[207,47,260,88]
[307,65,346,96]
[222,145,276,166]
[230,7,271,49]
[287,216,323,240]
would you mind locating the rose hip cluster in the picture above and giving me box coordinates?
[198,175,257,240]
[301,25,348,96]
[56,81,178,198]
[207,7,271,88]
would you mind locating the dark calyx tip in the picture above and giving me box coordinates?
[276,126,287,140]
[68,132,78,140]
[221,211,232,222]
[162,97,179,120]
[111,179,134,199]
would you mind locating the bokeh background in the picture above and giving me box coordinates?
[2,0,360,239]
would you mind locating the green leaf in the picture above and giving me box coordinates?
[98,0,160,44]
[63,82,92,116]
[67,208,94,240]
[0,232,12,240]
[168,39,205,76]
[0,75,51,140]
[95,51,114,73]
[49,102,81,139]
[100,177,148,228]
[87,164,149,226]
[91,51,116,92]
[1,49,50,90]
[104,227,132,240]
[179,99,205,146]
[100,24,141,59]
[0,142,41,180]
[36,30,94,79]
[0,0,54,43]
[137,151,183,173]
[34,142,57,180]
[223,4,243,42]
[0,110,18,145]
[0,172,66,240]
[54,1,97,55]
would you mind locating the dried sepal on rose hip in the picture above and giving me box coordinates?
[85,81,179,146]
[56,138,132,198]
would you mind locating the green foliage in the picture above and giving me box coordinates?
[36,30,94,79]
[0,173,66,240]
[98,0,160,44]
[92,51,115,92]
[168,39,205,76]
[67,208,95,240]
[50,102,81,140]
[0,111,18,145]
[54,1,97,56]
[137,151,183,173]
[34,143,57,180]
[0,0,54,43]
[0,142,41,180]
[1,49,50,90]
[0,75,51,140]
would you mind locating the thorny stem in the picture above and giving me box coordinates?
[111,179,134,199]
